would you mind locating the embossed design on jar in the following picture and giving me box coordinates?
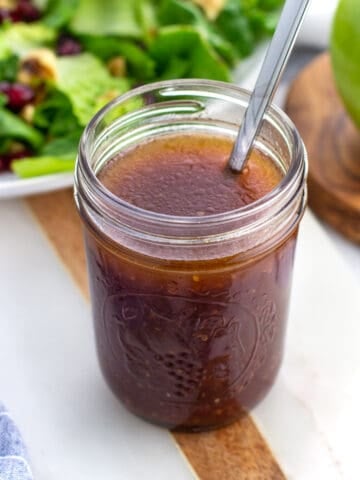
[101,289,278,404]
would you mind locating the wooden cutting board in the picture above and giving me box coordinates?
[26,190,285,480]
[285,53,360,243]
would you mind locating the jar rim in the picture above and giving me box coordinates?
[77,79,306,231]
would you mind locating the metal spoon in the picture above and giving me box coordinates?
[228,0,311,172]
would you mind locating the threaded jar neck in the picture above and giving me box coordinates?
[75,80,307,261]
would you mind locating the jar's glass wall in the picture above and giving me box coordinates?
[74,80,307,432]
[84,225,298,431]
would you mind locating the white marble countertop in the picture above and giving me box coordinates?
[2,3,360,477]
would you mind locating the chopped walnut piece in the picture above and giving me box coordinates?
[107,57,127,77]
[0,0,14,8]
[190,0,226,20]
[18,48,58,85]
[20,104,35,123]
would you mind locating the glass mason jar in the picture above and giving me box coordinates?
[74,80,307,432]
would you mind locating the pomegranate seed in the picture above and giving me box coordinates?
[0,82,35,112]
[10,149,32,160]
[0,149,31,173]
[0,157,10,172]
[11,1,40,23]
[56,35,82,56]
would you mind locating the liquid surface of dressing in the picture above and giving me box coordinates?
[98,134,283,216]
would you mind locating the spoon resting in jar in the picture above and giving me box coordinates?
[228,0,312,172]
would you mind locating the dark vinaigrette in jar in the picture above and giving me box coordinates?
[85,133,296,431]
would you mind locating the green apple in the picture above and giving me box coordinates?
[331,0,360,129]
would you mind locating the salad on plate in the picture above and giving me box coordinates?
[0,0,283,181]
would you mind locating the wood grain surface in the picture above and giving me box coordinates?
[285,53,360,243]
[26,189,285,480]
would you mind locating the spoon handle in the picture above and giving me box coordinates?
[229,0,312,172]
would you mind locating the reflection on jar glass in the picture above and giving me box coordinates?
[74,80,307,432]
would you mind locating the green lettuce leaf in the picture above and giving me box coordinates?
[33,88,81,136]
[215,1,255,58]
[55,52,130,125]
[247,8,280,37]
[157,0,237,66]
[0,23,56,59]
[150,26,230,81]
[33,0,50,9]
[0,108,44,149]
[136,0,157,42]
[42,0,80,28]
[258,0,284,10]
[41,131,80,156]
[191,37,231,80]
[11,155,75,177]
[158,0,204,25]
[0,54,20,82]
[11,131,80,178]
[79,36,155,80]
[70,0,142,37]
[214,0,282,57]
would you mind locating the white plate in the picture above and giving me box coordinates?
[0,170,74,198]
[0,1,338,199]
